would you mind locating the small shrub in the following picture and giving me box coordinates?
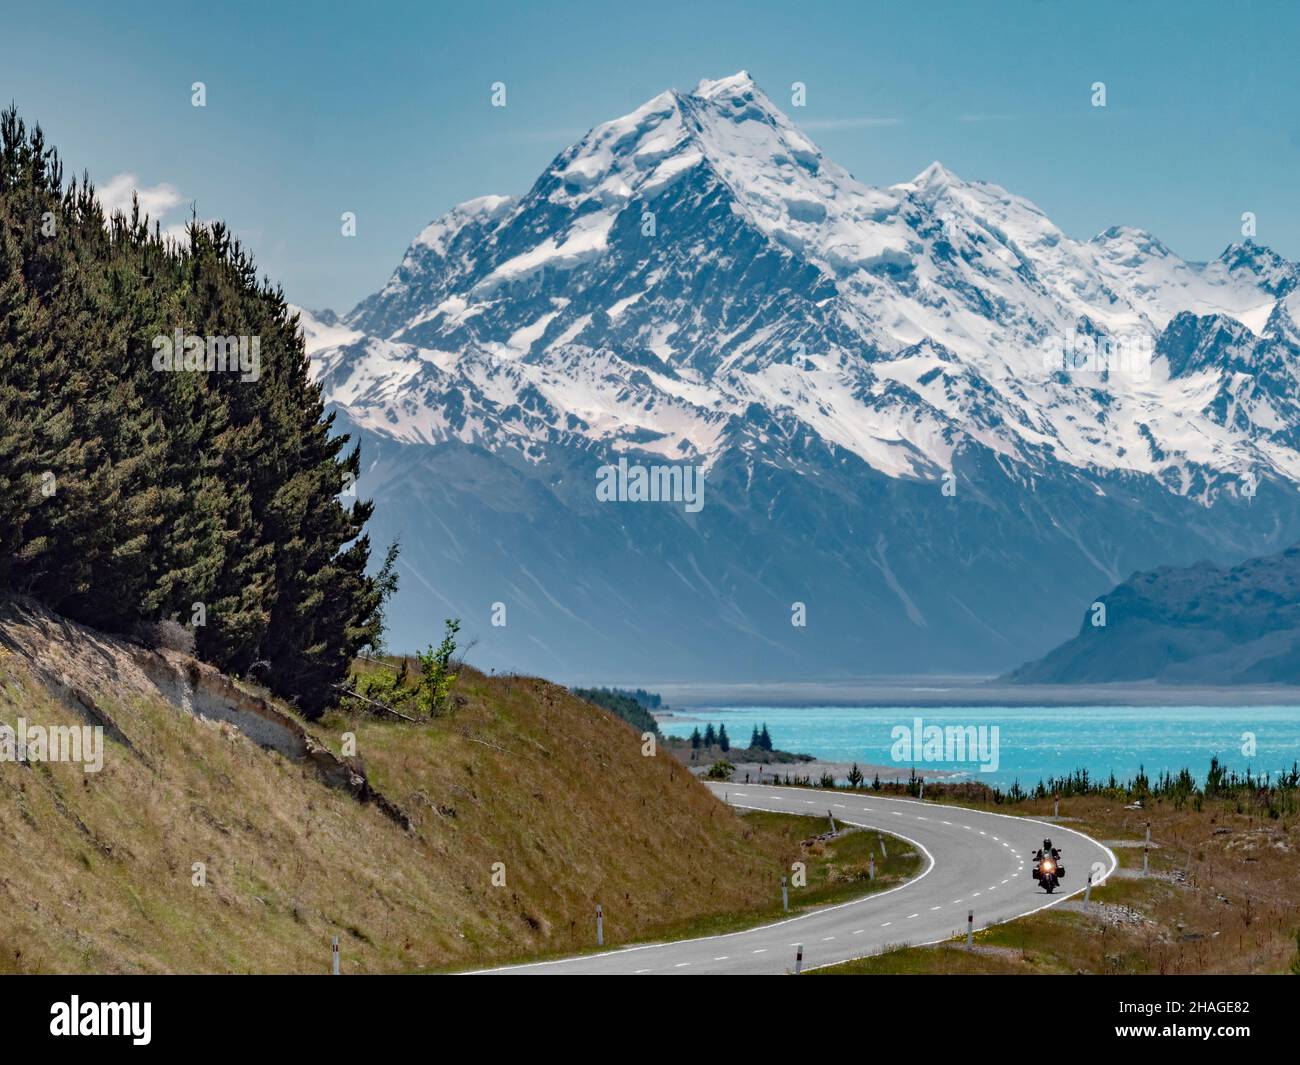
[150,618,196,655]
[416,618,461,716]
[705,760,734,781]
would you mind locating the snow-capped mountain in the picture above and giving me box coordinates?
[302,72,1300,681]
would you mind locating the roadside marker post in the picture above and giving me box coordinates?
[1054,794,1060,819]
[1143,846,1149,876]
[794,943,803,974]
[827,809,836,835]
[781,875,789,912]
[1146,822,1151,846]
[868,855,875,881]
[880,837,887,859]
[596,904,604,946]
[1084,873,1093,908]
[919,779,924,800]
[331,935,339,975]
[966,910,974,948]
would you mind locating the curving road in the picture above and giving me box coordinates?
[474,782,1117,975]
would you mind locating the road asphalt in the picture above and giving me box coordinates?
[473,781,1117,975]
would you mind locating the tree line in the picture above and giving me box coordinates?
[571,687,661,735]
[689,722,774,753]
[0,108,393,716]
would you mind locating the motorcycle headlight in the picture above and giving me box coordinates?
[1042,860,1054,872]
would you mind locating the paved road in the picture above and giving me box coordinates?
[475,782,1117,975]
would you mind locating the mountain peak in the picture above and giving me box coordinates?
[1090,224,1172,260]
[1219,238,1284,270]
[1218,239,1299,297]
[692,70,758,100]
[891,161,970,205]
[911,160,962,190]
[682,71,801,134]
[326,70,1300,500]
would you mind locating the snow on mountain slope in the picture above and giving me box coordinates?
[305,72,1300,502]
[294,74,1300,680]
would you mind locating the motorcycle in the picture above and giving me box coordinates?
[1032,839,1064,894]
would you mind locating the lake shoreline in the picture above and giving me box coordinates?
[638,677,1300,709]
[653,703,1300,790]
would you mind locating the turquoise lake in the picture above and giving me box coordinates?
[658,704,1300,788]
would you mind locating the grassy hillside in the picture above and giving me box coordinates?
[0,598,799,974]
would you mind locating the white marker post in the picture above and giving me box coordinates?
[827,809,836,835]
[1084,873,1093,908]
[596,904,604,946]
[1054,795,1060,819]
[919,779,924,800]
[794,943,803,975]
[1143,846,1149,876]
[868,855,875,881]
[966,910,974,948]
[331,935,339,975]
[781,874,789,912]
[880,837,887,859]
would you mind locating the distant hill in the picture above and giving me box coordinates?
[1007,544,1300,684]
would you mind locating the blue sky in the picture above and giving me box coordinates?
[5,0,1298,312]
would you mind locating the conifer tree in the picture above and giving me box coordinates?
[0,107,395,717]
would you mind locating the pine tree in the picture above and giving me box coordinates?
[718,724,729,752]
[689,727,701,750]
[759,723,773,751]
[703,723,716,748]
[0,107,393,717]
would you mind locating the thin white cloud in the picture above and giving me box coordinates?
[98,172,184,222]
[159,222,193,246]
[799,116,903,131]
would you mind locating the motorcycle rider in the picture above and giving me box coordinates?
[1032,837,1064,890]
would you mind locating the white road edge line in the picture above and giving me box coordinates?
[468,798,935,974]
[468,783,1117,975]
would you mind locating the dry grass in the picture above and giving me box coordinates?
[0,603,813,974]
[573,811,922,952]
